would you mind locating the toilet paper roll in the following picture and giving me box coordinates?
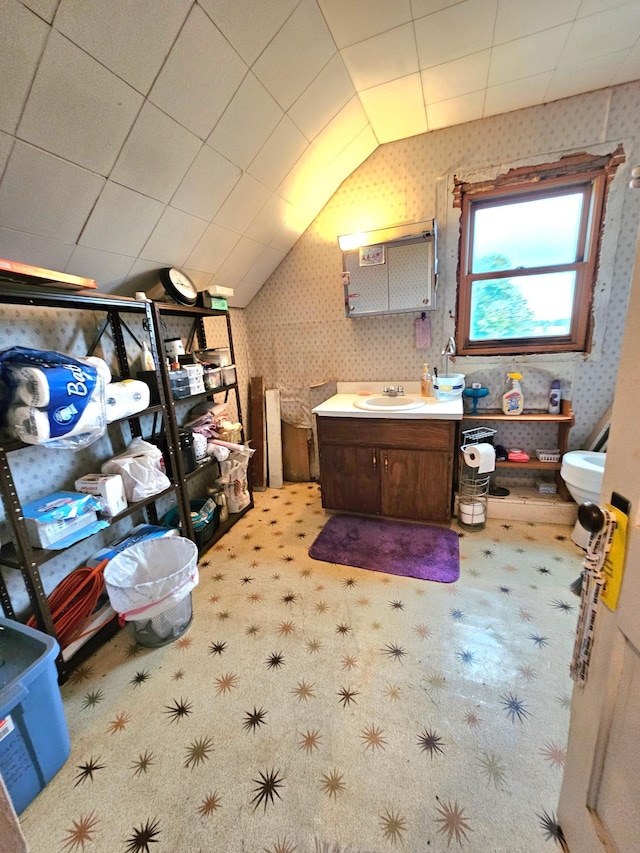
[462,442,496,473]
[9,357,110,407]
[460,501,486,524]
[9,398,105,443]
[104,380,150,423]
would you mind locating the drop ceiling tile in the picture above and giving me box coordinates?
[612,44,640,84]
[18,32,143,174]
[289,53,356,141]
[208,73,283,171]
[330,124,377,183]
[559,5,640,66]
[21,0,58,22]
[149,5,248,140]
[421,50,490,103]
[546,51,627,102]
[79,182,164,256]
[410,0,470,16]
[186,221,240,273]
[198,0,298,66]
[414,0,498,70]
[65,246,135,293]
[244,245,286,285]
[341,23,419,91]
[578,0,635,16]
[0,142,104,242]
[278,145,331,206]
[313,96,369,164]
[426,90,484,130]
[317,0,412,48]
[493,0,580,44]
[225,278,262,308]
[483,71,553,118]
[247,116,309,192]
[171,145,241,221]
[54,0,192,94]
[0,227,75,272]
[488,25,572,87]
[269,213,307,253]
[0,131,12,175]
[358,74,428,144]
[246,194,292,246]
[253,0,337,111]
[110,103,202,203]
[214,236,266,281]
[213,174,271,234]
[140,206,209,266]
[0,1,48,134]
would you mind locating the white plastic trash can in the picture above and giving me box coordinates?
[103,536,198,647]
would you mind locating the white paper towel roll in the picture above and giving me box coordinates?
[104,380,150,423]
[462,442,496,473]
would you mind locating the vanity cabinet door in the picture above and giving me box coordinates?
[381,448,452,523]
[318,443,380,515]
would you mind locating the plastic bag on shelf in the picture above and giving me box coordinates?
[101,437,171,502]
[217,446,255,513]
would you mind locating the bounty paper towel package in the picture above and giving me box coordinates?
[74,474,127,517]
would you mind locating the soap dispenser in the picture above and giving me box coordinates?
[501,372,524,415]
[421,363,432,398]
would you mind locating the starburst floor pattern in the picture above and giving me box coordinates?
[19,483,582,852]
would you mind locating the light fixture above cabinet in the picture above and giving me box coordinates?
[337,219,435,251]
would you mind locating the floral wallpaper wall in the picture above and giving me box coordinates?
[244,81,640,450]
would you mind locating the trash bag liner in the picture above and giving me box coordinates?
[103,536,198,621]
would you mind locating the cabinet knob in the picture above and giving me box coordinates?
[383,454,388,471]
[372,451,377,468]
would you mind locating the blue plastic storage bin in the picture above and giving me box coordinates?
[0,617,70,814]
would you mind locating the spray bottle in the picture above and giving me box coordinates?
[501,372,524,415]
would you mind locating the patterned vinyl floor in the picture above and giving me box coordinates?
[20,482,583,853]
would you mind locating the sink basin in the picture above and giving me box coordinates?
[353,395,425,412]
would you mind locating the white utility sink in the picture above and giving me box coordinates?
[353,395,424,412]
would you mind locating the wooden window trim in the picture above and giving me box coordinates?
[455,149,623,356]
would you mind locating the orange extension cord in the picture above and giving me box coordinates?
[27,558,110,649]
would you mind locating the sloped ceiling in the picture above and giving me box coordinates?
[1,0,639,306]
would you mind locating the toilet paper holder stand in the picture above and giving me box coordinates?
[458,426,497,530]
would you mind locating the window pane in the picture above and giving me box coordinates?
[469,272,575,341]
[471,193,584,273]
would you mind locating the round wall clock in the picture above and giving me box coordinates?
[158,267,198,305]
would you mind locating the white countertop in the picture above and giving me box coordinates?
[312,382,463,420]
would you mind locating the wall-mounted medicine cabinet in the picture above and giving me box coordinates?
[341,220,437,318]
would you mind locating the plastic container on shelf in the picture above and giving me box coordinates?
[222,365,236,385]
[162,498,220,550]
[0,617,71,814]
[169,368,189,399]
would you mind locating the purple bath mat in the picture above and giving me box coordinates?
[309,515,460,583]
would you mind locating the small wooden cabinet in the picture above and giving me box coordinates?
[316,416,455,523]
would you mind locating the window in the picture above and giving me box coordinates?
[455,149,624,355]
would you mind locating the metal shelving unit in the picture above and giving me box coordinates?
[0,281,252,681]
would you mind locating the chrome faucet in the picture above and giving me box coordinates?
[441,336,456,376]
[382,385,404,396]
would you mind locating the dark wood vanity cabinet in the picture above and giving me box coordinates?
[317,417,455,523]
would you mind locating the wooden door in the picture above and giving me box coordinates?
[558,215,640,851]
[381,447,451,522]
[318,443,380,515]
